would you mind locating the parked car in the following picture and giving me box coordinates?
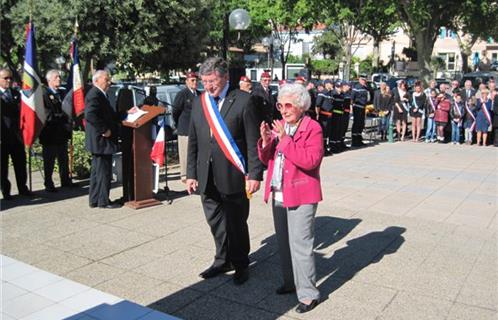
[107,84,146,113]
[144,84,185,130]
[371,73,392,86]
[490,61,498,71]
[460,71,498,88]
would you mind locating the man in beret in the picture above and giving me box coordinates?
[239,76,252,93]
[251,71,277,124]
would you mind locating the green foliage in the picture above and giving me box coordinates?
[71,130,91,179]
[359,56,374,75]
[287,55,304,64]
[312,30,342,59]
[3,0,209,77]
[311,59,338,75]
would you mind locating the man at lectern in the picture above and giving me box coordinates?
[84,70,121,209]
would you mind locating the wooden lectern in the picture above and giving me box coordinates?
[122,105,165,209]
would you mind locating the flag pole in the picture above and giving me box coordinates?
[69,19,78,180]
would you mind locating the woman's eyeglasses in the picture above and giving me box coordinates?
[276,102,296,111]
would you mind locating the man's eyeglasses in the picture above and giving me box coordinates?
[276,102,296,111]
[2,77,12,80]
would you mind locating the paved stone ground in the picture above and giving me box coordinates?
[1,141,497,320]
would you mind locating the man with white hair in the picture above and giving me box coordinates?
[84,70,121,209]
[39,69,72,192]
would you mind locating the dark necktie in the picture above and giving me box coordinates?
[3,89,12,102]
[214,96,220,107]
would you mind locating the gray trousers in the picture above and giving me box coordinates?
[272,199,320,302]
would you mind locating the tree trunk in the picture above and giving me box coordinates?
[461,52,469,73]
[372,37,380,71]
[414,32,434,85]
[344,42,352,81]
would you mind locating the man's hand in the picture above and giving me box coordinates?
[245,180,260,194]
[186,179,198,194]
[102,129,111,138]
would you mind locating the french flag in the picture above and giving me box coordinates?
[150,118,165,167]
[69,36,85,117]
[20,22,45,147]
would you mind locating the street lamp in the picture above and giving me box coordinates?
[222,8,251,60]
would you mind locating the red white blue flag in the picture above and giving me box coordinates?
[200,92,247,175]
[150,117,165,167]
[69,36,85,117]
[20,22,45,147]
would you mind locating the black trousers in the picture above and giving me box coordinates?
[330,113,343,151]
[352,106,366,145]
[319,114,333,149]
[89,154,112,207]
[340,112,350,145]
[42,142,70,188]
[201,167,250,270]
[1,141,28,197]
[494,128,498,146]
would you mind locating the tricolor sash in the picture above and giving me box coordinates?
[200,92,247,175]
[428,97,436,117]
[465,102,476,131]
[481,99,492,125]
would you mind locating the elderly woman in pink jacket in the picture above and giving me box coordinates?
[258,83,324,314]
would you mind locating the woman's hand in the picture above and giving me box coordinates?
[260,121,272,147]
[272,120,286,140]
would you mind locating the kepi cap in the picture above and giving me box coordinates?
[186,72,197,79]
[261,72,271,79]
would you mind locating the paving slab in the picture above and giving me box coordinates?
[1,142,496,319]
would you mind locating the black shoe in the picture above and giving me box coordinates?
[295,299,319,313]
[276,285,296,295]
[98,203,122,209]
[45,186,57,193]
[233,268,249,285]
[89,203,98,208]
[19,189,34,196]
[199,263,234,279]
[3,194,13,200]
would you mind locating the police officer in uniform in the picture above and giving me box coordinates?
[40,70,73,192]
[339,81,352,152]
[315,79,334,154]
[351,76,370,147]
[330,81,345,153]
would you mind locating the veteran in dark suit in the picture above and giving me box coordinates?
[186,57,263,285]
[84,70,120,209]
[39,69,73,192]
[252,71,278,124]
[0,68,32,200]
[172,72,200,183]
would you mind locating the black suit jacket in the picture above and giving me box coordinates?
[84,86,119,155]
[187,88,263,195]
[1,88,23,145]
[251,83,277,123]
[39,86,71,145]
[462,88,476,102]
[172,87,200,136]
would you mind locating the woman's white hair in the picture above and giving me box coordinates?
[277,83,311,111]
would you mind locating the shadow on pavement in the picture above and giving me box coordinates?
[146,216,406,319]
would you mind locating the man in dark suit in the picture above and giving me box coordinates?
[462,80,476,102]
[251,71,277,124]
[0,68,33,200]
[172,72,200,183]
[39,69,73,192]
[187,57,263,285]
[84,70,121,209]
